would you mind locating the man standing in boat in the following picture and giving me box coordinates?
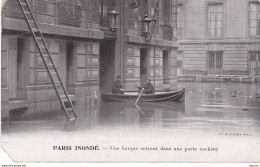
[112,75,124,94]
[136,78,155,94]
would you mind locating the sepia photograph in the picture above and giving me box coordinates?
[0,0,260,163]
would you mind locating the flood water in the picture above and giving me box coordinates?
[1,82,260,162]
[1,83,260,162]
[2,82,260,136]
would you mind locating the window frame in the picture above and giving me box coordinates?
[149,0,161,35]
[162,0,172,26]
[176,1,186,38]
[248,1,260,37]
[248,51,260,76]
[205,1,226,38]
[206,51,224,75]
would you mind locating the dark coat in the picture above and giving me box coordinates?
[112,79,124,94]
[138,82,154,94]
[143,82,154,94]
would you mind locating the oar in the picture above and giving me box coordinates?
[135,88,144,105]
[134,103,144,114]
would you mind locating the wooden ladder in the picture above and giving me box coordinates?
[17,0,77,121]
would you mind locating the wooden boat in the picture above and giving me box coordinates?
[101,88,185,102]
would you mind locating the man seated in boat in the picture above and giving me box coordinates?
[112,75,124,94]
[136,78,154,94]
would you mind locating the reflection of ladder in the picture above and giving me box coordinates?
[17,0,77,121]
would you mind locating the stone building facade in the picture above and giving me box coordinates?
[117,0,178,91]
[1,0,178,118]
[176,0,260,81]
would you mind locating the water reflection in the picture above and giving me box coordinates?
[1,82,260,137]
[98,101,185,129]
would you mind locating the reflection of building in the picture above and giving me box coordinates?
[176,0,260,80]
[1,0,178,118]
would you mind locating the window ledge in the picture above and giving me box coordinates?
[8,100,29,110]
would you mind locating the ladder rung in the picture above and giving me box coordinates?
[18,0,77,121]
[69,118,77,121]
[50,72,57,75]
[61,95,70,102]
[32,28,38,32]
[39,46,46,50]
[47,64,54,67]
[28,20,37,24]
[66,108,73,111]
[61,95,67,98]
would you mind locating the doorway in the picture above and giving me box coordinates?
[66,42,75,95]
[163,50,169,85]
[17,38,27,100]
[99,40,115,93]
[8,38,17,100]
[248,52,260,76]
[8,38,27,101]
[208,51,223,75]
[177,51,183,76]
[140,48,148,86]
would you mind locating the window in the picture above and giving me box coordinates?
[208,51,223,75]
[2,0,25,19]
[248,52,260,76]
[162,0,173,40]
[100,0,115,27]
[162,0,171,25]
[207,3,224,37]
[177,51,183,76]
[58,0,82,26]
[126,0,142,30]
[249,2,260,36]
[150,0,160,34]
[177,4,184,37]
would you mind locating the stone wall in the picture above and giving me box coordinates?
[177,0,260,77]
[1,0,179,118]
[178,43,260,76]
[122,0,178,90]
[2,0,103,30]
[1,34,100,118]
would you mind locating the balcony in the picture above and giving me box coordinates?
[58,2,81,26]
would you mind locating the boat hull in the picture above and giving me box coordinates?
[101,88,185,102]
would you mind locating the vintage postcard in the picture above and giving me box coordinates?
[1,0,260,163]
